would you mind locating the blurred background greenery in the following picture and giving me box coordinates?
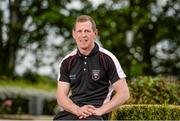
[0,0,179,119]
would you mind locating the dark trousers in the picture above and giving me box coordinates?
[53,111,107,121]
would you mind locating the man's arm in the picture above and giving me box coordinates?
[93,78,130,116]
[57,81,95,118]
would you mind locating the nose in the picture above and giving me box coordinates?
[82,32,86,37]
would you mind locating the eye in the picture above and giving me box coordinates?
[85,30,91,32]
[77,30,82,33]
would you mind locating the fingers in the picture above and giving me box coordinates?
[78,105,97,119]
[87,105,96,110]
[79,111,90,119]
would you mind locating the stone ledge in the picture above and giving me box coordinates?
[0,114,53,120]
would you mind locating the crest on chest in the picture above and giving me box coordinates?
[92,69,100,81]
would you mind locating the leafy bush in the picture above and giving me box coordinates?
[111,104,180,120]
[0,97,28,114]
[43,99,57,115]
[0,86,56,115]
[127,76,180,104]
[0,75,57,115]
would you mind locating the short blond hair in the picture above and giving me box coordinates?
[73,15,96,31]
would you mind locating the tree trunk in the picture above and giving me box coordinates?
[0,10,3,74]
[1,0,22,77]
[142,27,154,75]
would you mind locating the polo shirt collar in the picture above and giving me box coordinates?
[77,43,99,58]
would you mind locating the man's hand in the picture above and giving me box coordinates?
[77,105,96,119]
[92,107,103,116]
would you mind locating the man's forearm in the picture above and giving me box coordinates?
[93,79,130,116]
[98,91,129,115]
[58,95,80,116]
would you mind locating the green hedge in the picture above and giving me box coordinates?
[127,76,180,104]
[111,104,180,120]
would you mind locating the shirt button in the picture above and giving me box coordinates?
[83,68,86,71]
[84,57,87,59]
[84,62,87,65]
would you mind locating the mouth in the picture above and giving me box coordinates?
[80,39,88,42]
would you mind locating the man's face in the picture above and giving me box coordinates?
[72,21,97,50]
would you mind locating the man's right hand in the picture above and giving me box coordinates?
[76,105,96,119]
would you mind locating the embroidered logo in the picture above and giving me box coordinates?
[92,70,100,81]
[69,74,76,80]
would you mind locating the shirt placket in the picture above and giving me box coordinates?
[83,56,88,73]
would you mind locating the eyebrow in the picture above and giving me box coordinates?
[76,29,91,32]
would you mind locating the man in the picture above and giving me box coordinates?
[54,15,130,120]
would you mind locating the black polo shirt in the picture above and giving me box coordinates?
[58,43,126,107]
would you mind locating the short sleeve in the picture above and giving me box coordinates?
[106,55,126,84]
[57,59,70,83]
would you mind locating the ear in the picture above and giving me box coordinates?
[72,29,75,39]
[94,29,98,36]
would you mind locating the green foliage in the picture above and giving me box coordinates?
[0,75,179,116]
[90,0,180,77]
[0,75,56,91]
[111,104,180,120]
[0,86,56,115]
[0,97,28,114]
[0,0,180,78]
[0,75,56,115]
[127,76,180,104]
[43,99,57,115]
